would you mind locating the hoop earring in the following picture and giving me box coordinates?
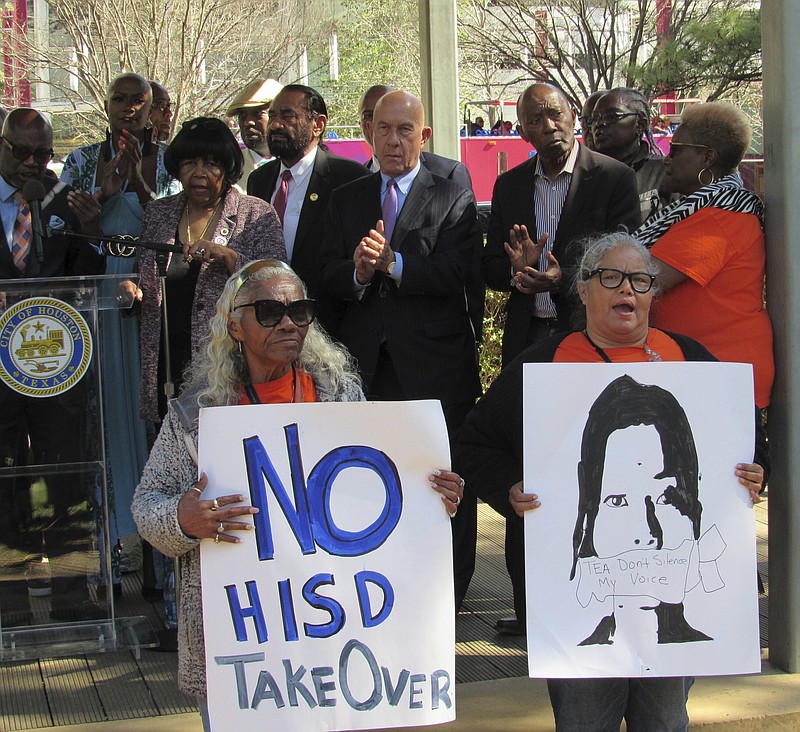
[698,168,715,186]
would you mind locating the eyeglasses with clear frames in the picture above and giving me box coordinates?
[591,111,639,126]
[586,268,656,293]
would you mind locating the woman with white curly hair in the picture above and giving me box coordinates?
[132,259,465,725]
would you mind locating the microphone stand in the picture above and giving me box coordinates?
[52,230,184,650]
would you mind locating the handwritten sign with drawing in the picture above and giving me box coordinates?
[198,400,456,731]
[522,362,760,677]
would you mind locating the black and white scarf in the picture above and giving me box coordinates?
[634,172,764,248]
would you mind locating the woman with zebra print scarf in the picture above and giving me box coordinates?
[634,102,774,409]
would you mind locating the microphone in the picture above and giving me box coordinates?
[22,179,47,264]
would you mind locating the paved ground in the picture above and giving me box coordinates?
[0,497,776,731]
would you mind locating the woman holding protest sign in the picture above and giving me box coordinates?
[458,232,768,731]
[132,259,465,726]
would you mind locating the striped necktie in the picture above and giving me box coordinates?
[12,192,32,272]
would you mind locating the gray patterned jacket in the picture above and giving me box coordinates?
[131,376,364,696]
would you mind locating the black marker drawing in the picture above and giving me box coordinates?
[570,375,717,646]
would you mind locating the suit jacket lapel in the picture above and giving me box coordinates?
[293,149,328,259]
[556,144,595,248]
[259,161,280,202]
[391,165,434,251]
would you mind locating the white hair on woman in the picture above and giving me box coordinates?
[182,259,362,408]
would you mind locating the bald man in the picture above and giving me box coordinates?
[149,81,172,142]
[481,82,640,636]
[0,108,105,626]
[0,108,103,278]
[320,91,484,610]
[359,84,473,191]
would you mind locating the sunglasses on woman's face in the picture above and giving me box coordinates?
[235,298,317,328]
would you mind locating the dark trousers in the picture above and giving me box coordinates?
[0,382,93,617]
[370,344,477,611]
[502,316,562,624]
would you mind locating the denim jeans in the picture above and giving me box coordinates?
[546,676,694,731]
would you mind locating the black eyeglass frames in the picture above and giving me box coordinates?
[586,268,656,293]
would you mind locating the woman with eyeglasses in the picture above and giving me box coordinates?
[458,231,769,731]
[132,259,465,727]
[134,116,287,422]
[634,102,774,410]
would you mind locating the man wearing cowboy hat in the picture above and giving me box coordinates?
[226,78,283,188]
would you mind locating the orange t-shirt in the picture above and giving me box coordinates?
[236,369,318,404]
[553,329,686,363]
[649,207,774,407]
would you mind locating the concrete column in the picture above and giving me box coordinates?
[418,0,460,160]
[762,0,800,672]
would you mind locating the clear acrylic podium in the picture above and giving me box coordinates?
[0,273,158,660]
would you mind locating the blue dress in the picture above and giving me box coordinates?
[60,140,179,580]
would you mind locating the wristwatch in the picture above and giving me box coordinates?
[386,256,396,276]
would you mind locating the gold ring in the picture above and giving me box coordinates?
[214,534,220,544]
[190,485,203,494]
[217,522,225,534]
[211,497,220,511]
[186,254,193,262]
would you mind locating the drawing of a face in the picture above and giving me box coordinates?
[571,375,702,580]
[592,424,695,557]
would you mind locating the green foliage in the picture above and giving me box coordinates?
[319,0,420,133]
[629,8,761,102]
[478,288,508,391]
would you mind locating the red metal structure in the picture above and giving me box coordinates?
[2,0,31,108]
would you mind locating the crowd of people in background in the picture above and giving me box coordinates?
[0,73,772,731]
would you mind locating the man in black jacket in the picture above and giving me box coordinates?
[247,84,368,333]
[0,108,104,625]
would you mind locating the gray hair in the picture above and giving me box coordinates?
[571,232,659,329]
[183,259,362,407]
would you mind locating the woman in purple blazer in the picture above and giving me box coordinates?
[132,117,287,421]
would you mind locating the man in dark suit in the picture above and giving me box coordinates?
[320,91,483,611]
[359,84,473,191]
[0,108,104,625]
[482,82,640,636]
[247,84,367,332]
[0,109,103,279]
[484,82,641,365]
[359,84,483,342]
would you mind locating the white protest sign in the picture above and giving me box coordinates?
[198,400,456,731]
[522,362,760,678]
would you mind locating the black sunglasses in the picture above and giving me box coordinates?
[235,299,317,327]
[2,135,54,164]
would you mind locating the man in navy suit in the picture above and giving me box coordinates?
[359,84,483,342]
[482,82,640,636]
[247,84,367,332]
[320,91,483,611]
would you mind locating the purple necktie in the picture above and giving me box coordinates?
[382,178,398,243]
[273,169,292,225]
